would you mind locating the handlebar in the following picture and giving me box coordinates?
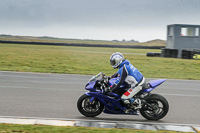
[88,72,110,93]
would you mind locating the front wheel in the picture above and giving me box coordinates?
[77,94,104,117]
[140,94,169,120]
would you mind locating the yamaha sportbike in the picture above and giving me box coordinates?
[77,72,169,120]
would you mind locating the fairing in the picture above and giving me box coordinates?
[141,79,166,93]
[149,79,166,88]
[85,91,126,114]
[85,81,96,91]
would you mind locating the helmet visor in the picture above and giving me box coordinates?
[110,59,116,66]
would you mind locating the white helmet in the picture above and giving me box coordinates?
[110,52,124,69]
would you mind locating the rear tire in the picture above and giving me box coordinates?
[77,94,104,117]
[140,94,169,120]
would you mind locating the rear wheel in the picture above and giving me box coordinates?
[77,94,104,117]
[140,94,169,120]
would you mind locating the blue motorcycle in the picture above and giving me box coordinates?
[77,72,169,120]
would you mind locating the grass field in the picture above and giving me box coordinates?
[0,123,188,133]
[0,43,200,80]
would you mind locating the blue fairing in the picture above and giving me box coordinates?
[85,80,125,114]
[85,81,96,91]
[85,91,126,114]
[149,79,166,88]
[141,79,166,93]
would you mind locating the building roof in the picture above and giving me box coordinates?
[168,24,200,27]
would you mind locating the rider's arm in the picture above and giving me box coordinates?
[110,65,128,91]
[111,72,118,78]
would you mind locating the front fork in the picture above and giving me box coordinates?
[89,97,95,103]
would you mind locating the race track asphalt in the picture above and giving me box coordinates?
[0,71,199,125]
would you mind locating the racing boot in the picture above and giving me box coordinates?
[131,98,142,110]
[122,98,138,114]
[123,98,135,105]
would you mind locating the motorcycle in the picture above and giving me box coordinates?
[77,72,169,120]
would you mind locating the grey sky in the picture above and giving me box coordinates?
[0,0,200,42]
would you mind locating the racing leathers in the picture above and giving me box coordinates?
[110,59,145,100]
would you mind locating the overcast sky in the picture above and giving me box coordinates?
[0,0,200,42]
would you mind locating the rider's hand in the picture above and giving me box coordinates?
[108,76,111,80]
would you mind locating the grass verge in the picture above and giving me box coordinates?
[0,123,189,133]
[0,43,200,80]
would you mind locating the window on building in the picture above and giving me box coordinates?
[180,27,199,37]
[168,26,173,36]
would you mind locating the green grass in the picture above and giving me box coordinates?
[0,43,200,80]
[0,123,190,133]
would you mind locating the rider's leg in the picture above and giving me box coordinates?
[121,77,145,104]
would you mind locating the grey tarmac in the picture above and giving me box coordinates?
[0,71,199,126]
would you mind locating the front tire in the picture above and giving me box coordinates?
[140,94,169,120]
[77,94,104,117]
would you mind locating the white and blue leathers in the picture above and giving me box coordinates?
[110,59,145,99]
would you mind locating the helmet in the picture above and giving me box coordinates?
[110,52,124,69]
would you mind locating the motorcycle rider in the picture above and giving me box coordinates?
[109,52,146,111]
